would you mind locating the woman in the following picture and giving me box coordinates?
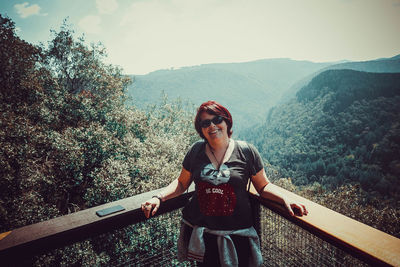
[141,100,307,266]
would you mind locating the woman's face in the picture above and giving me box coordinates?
[200,112,229,142]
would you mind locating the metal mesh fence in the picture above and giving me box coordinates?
[111,208,196,267]
[110,208,194,267]
[29,205,371,266]
[259,205,369,267]
[30,208,196,266]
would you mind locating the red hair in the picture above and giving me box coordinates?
[194,100,233,140]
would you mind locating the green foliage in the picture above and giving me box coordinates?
[297,181,400,238]
[0,15,43,108]
[0,15,197,265]
[244,69,400,200]
[297,70,400,114]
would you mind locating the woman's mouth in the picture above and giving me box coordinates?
[209,129,220,136]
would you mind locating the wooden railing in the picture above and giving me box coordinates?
[0,186,194,265]
[0,184,399,266]
[248,185,400,266]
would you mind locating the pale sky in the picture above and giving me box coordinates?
[1,0,400,74]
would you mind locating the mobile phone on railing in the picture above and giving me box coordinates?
[96,205,125,217]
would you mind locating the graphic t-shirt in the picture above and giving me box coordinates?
[182,140,264,230]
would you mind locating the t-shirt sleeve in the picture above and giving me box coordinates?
[248,143,264,176]
[182,147,193,172]
[182,140,203,172]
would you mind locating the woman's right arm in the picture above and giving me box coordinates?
[141,167,192,218]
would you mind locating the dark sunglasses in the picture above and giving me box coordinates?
[200,116,225,128]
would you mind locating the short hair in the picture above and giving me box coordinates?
[194,100,233,140]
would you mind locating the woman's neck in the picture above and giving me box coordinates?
[208,137,230,152]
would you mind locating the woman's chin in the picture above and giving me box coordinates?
[207,132,226,141]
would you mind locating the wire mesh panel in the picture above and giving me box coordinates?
[18,203,377,266]
[29,208,196,266]
[259,206,369,267]
[112,208,196,267]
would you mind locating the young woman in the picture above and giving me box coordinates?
[141,100,307,266]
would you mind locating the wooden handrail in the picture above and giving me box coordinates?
[0,186,195,264]
[1,184,399,266]
[248,184,400,267]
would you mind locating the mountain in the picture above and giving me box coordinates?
[281,55,400,102]
[126,59,333,132]
[243,69,400,196]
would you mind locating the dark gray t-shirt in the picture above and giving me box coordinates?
[182,140,264,230]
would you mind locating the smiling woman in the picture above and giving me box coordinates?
[141,100,308,266]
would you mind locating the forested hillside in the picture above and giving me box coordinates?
[244,69,400,199]
[127,59,332,131]
[0,15,197,265]
[281,55,400,101]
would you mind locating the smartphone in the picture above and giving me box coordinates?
[96,205,125,217]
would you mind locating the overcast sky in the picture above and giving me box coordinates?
[1,0,399,74]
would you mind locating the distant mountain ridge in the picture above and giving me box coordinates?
[126,55,400,133]
[281,55,400,102]
[126,58,333,131]
[298,69,400,102]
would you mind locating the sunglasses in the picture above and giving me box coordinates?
[200,116,225,128]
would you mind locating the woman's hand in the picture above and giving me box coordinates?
[141,197,161,218]
[283,198,308,217]
[140,169,191,219]
[251,170,308,217]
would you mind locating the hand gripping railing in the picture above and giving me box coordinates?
[0,184,399,266]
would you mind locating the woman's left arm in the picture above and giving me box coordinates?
[251,168,308,216]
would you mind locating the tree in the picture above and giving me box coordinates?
[0,14,53,227]
[326,163,338,176]
[42,20,131,129]
[0,15,49,111]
